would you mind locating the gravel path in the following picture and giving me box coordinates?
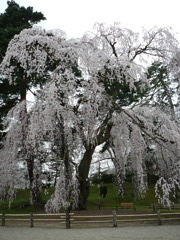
[0,225,180,240]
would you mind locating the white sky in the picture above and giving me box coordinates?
[1,0,180,39]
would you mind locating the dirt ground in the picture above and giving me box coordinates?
[0,225,180,240]
[1,209,180,240]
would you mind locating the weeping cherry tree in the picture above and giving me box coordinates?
[0,23,180,210]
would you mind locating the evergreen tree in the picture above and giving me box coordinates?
[146,62,177,120]
[0,0,46,140]
[0,0,46,60]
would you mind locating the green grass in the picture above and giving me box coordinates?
[0,183,179,213]
[87,183,119,209]
[87,182,159,210]
[0,187,55,214]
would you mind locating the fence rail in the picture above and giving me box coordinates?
[1,211,180,229]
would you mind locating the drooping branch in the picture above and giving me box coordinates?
[121,107,179,157]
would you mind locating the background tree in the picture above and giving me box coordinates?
[0,0,46,141]
[145,62,177,120]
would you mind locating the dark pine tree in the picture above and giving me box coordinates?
[0,0,46,140]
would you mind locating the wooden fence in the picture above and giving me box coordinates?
[1,211,180,229]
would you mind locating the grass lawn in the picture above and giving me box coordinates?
[87,183,158,211]
[0,182,179,213]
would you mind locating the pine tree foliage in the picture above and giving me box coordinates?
[0,0,46,60]
[0,0,46,141]
[145,62,178,120]
[0,23,180,210]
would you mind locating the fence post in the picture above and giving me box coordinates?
[1,213,5,226]
[65,208,71,229]
[156,209,161,225]
[112,210,117,227]
[30,213,33,228]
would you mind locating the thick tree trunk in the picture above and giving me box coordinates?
[30,182,42,205]
[78,179,91,210]
[78,146,95,210]
[77,111,113,210]
[27,156,42,205]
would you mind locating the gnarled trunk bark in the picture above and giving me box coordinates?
[77,110,113,210]
[30,182,42,206]
[27,156,42,205]
[78,146,95,210]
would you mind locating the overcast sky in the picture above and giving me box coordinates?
[1,0,180,39]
